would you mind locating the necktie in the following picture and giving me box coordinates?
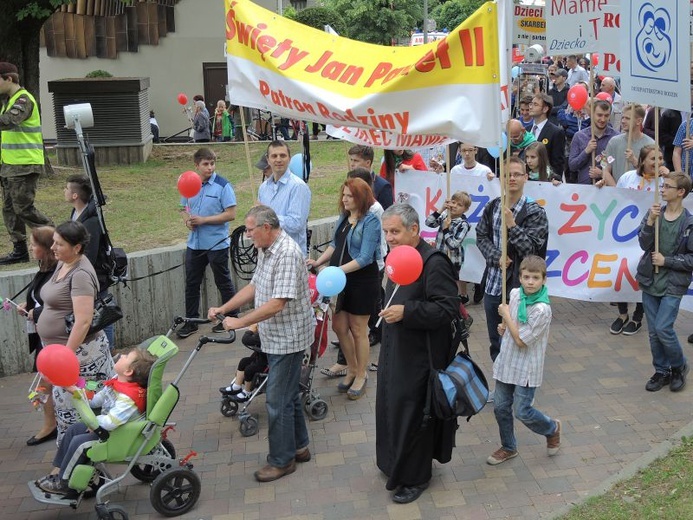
[532,125,538,137]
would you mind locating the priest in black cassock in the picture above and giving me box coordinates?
[377,204,459,504]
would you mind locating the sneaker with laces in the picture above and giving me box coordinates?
[176,322,198,338]
[645,371,671,392]
[622,321,642,336]
[486,447,518,465]
[670,363,689,392]
[546,419,561,456]
[609,315,628,334]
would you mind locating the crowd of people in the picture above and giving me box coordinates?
[4,53,693,507]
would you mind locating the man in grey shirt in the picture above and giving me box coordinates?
[601,104,654,186]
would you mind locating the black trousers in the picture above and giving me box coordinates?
[184,247,237,318]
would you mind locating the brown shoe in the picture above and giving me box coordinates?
[486,447,518,465]
[254,461,296,482]
[295,447,311,463]
[547,419,561,456]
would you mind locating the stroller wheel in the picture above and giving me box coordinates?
[307,399,329,421]
[96,503,129,520]
[239,415,259,437]
[150,467,201,517]
[130,439,176,483]
[221,399,238,417]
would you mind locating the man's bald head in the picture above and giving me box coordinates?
[508,119,526,145]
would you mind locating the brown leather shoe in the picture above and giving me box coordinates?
[295,447,311,463]
[254,461,296,482]
[547,419,561,456]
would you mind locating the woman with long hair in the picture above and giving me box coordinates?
[20,226,59,446]
[379,149,428,191]
[36,221,114,444]
[307,178,381,400]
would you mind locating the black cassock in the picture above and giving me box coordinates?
[376,240,459,490]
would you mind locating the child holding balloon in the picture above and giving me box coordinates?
[36,347,157,495]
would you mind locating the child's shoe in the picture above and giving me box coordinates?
[547,419,561,456]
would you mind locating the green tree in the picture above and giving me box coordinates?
[292,6,347,36]
[325,0,422,45]
[0,1,75,102]
[431,0,486,32]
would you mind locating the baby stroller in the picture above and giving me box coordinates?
[28,317,235,519]
[220,297,331,436]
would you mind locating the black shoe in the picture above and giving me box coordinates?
[331,340,340,347]
[670,363,689,392]
[473,284,484,304]
[26,427,58,446]
[392,481,429,504]
[622,321,642,336]
[610,315,628,334]
[212,322,226,333]
[219,385,241,396]
[368,333,380,347]
[0,242,29,265]
[688,334,693,344]
[461,295,470,305]
[645,371,671,392]
[176,322,198,338]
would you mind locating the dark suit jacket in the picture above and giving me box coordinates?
[536,120,566,177]
[373,174,393,210]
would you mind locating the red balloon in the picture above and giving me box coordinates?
[177,93,188,105]
[308,273,318,304]
[567,85,588,111]
[591,53,599,66]
[37,344,80,387]
[385,245,423,285]
[177,171,202,198]
[595,91,612,103]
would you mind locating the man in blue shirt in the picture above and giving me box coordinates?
[178,148,237,338]
[258,141,311,257]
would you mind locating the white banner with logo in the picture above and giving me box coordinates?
[513,4,546,45]
[395,171,693,311]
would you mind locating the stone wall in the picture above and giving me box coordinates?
[0,217,336,377]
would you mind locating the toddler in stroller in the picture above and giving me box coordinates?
[219,329,268,402]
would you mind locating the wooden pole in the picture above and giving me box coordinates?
[589,68,596,179]
[654,106,660,273]
[686,113,691,177]
[239,107,257,201]
[445,144,452,200]
[500,127,508,305]
[626,102,635,153]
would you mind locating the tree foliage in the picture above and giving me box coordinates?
[431,0,486,32]
[324,0,422,45]
[292,6,347,36]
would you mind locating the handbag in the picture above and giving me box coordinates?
[65,292,123,336]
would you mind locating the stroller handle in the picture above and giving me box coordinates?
[199,331,236,345]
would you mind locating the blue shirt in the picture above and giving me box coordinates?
[673,120,693,172]
[258,170,312,256]
[181,172,236,251]
[330,211,382,268]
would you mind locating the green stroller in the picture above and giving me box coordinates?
[28,318,235,519]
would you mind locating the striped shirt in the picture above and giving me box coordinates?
[252,230,313,355]
[493,288,552,387]
[90,379,142,430]
[258,170,312,256]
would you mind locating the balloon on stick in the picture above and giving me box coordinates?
[177,93,188,105]
[316,266,346,297]
[177,171,202,198]
[567,85,588,111]
[377,245,424,327]
[36,344,80,387]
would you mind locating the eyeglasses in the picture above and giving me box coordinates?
[460,149,476,154]
[508,172,527,179]
[661,184,680,190]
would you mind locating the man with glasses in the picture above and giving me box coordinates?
[529,93,566,179]
[450,143,495,180]
[476,157,549,363]
[636,172,693,393]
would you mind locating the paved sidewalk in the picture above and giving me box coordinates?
[2,298,692,520]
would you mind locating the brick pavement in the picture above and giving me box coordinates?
[2,298,692,520]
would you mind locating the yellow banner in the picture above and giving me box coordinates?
[224,0,499,99]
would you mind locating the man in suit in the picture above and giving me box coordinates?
[529,93,566,177]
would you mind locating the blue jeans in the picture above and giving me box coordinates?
[493,380,556,452]
[184,247,237,318]
[266,351,309,467]
[641,292,687,374]
[52,422,98,479]
[484,292,502,361]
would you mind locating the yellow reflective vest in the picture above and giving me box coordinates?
[1,89,44,165]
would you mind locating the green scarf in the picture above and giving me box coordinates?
[518,285,550,323]
[511,131,536,151]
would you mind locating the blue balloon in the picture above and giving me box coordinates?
[487,132,509,159]
[316,266,346,297]
[511,66,520,79]
[289,153,312,181]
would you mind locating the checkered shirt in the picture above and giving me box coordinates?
[252,230,313,355]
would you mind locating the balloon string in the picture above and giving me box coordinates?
[375,284,400,328]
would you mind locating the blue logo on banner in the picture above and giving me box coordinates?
[630,1,677,81]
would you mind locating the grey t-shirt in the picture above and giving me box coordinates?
[37,256,98,345]
[603,133,655,182]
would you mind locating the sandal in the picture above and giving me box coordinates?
[320,365,347,378]
[368,362,378,372]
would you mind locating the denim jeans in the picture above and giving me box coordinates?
[493,380,556,452]
[52,422,98,479]
[641,292,687,374]
[484,292,502,361]
[184,247,237,318]
[266,351,309,467]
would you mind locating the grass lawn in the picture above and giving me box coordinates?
[0,140,351,271]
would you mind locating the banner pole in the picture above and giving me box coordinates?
[686,113,691,177]
[626,103,635,158]
[500,125,507,305]
[239,107,256,201]
[654,106,660,273]
[589,68,596,183]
